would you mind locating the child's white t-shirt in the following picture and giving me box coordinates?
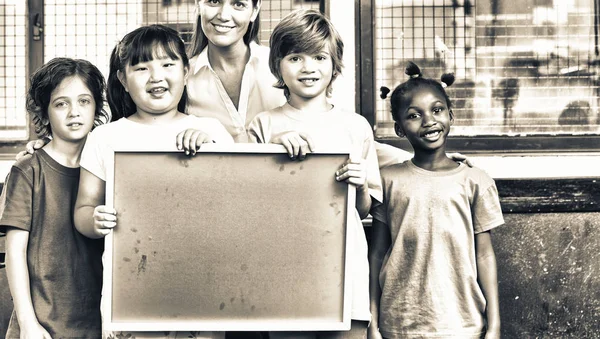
[80,115,234,181]
[248,103,383,321]
[80,115,232,339]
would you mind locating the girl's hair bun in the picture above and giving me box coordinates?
[380,86,391,99]
[441,72,455,88]
[405,61,421,79]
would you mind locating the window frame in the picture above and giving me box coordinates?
[0,0,41,154]
[357,0,600,154]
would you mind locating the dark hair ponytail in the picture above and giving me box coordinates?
[388,62,455,121]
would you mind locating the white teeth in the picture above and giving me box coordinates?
[300,79,318,84]
[214,24,234,32]
[149,88,167,94]
[424,131,440,137]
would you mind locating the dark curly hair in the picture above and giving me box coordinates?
[108,24,189,119]
[26,57,108,139]
[386,61,455,122]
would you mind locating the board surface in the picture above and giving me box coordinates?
[103,145,354,331]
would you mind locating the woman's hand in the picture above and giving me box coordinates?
[176,129,213,155]
[335,156,367,188]
[15,139,49,160]
[448,152,474,167]
[272,131,315,160]
[92,205,117,238]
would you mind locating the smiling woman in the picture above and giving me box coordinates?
[186,0,286,142]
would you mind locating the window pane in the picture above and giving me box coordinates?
[374,0,600,137]
[41,0,322,123]
[0,1,27,140]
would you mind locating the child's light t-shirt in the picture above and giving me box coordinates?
[247,103,383,321]
[80,115,232,339]
[371,160,504,339]
[80,115,234,181]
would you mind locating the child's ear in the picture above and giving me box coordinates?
[449,109,454,125]
[117,70,129,93]
[394,122,405,138]
[250,0,261,22]
[183,65,190,85]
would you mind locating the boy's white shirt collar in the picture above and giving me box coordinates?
[193,41,261,75]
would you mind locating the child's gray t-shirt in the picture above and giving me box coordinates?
[371,160,504,339]
[0,149,103,338]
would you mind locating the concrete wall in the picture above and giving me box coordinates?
[496,213,600,338]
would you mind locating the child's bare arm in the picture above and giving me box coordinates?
[475,231,501,339]
[5,228,52,339]
[368,218,391,339]
[74,168,116,239]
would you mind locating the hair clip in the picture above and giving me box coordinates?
[410,73,420,79]
[441,82,447,88]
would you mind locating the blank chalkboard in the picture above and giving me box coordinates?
[103,144,354,332]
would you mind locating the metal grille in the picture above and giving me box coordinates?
[42,0,323,86]
[375,0,600,137]
[0,1,27,140]
[260,0,322,46]
[0,0,323,141]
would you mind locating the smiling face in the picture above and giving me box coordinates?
[279,47,334,105]
[118,46,189,118]
[199,0,259,49]
[46,75,96,143]
[395,86,453,154]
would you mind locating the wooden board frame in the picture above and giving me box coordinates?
[103,144,355,332]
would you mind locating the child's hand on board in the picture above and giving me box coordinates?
[176,129,213,155]
[272,131,315,160]
[335,156,367,189]
[93,205,117,237]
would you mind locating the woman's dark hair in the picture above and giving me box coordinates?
[388,61,455,122]
[27,57,108,139]
[108,24,189,119]
[187,0,261,57]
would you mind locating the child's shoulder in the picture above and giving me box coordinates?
[88,117,129,135]
[10,154,35,176]
[7,151,48,183]
[252,105,287,121]
[185,114,222,126]
[463,164,496,185]
[380,160,413,177]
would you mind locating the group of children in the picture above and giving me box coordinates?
[0,8,503,339]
